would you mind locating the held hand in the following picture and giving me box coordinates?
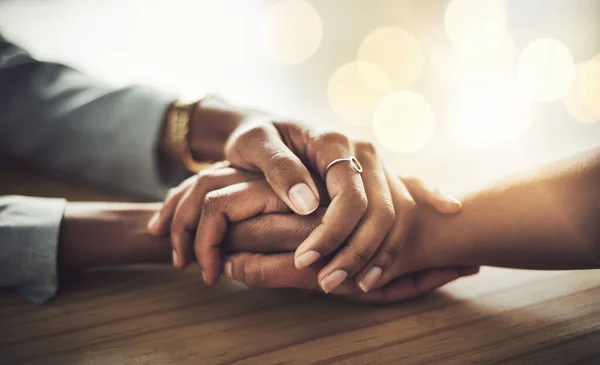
[150,163,463,290]
[159,97,463,288]
[223,119,462,288]
[222,210,479,304]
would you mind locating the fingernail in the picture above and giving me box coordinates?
[320,270,348,293]
[288,183,319,215]
[172,249,179,267]
[358,266,383,293]
[224,261,233,278]
[147,212,160,231]
[294,250,321,269]
[201,270,208,284]
[440,192,462,208]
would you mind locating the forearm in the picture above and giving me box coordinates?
[0,34,177,198]
[421,148,600,270]
[58,202,173,270]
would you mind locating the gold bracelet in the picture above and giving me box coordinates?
[167,100,213,174]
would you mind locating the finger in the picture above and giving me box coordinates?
[195,180,291,285]
[293,133,368,270]
[147,175,198,235]
[355,171,418,292]
[316,142,394,293]
[401,176,462,214]
[227,123,321,216]
[224,252,360,294]
[342,268,463,304]
[224,252,320,290]
[170,167,262,269]
[223,209,324,253]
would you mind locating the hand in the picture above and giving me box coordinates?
[153,98,462,288]
[226,121,464,292]
[222,209,479,304]
[149,163,462,291]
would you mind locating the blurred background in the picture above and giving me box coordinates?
[1,0,599,194]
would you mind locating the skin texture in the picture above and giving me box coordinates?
[152,97,461,293]
[58,203,473,304]
[221,147,600,294]
[149,163,462,293]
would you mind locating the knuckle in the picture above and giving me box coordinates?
[354,140,377,156]
[349,190,369,214]
[192,173,216,202]
[244,257,268,288]
[257,264,271,288]
[323,131,350,145]
[266,151,295,177]
[350,246,372,269]
[377,245,398,269]
[194,171,214,188]
[379,202,396,229]
[202,191,224,215]
[328,226,350,247]
[311,131,350,152]
[240,125,269,143]
[235,256,250,284]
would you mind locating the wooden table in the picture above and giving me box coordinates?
[1,165,600,365]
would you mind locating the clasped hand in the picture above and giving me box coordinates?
[148,118,476,304]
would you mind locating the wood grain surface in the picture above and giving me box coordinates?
[1,164,600,365]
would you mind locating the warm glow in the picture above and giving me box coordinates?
[517,38,575,102]
[563,58,600,124]
[457,35,517,81]
[260,0,323,65]
[373,91,437,154]
[447,84,532,150]
[431,34,517,83]
[358,27,423,89]
[328,61,393,126]
[444,0,507,50]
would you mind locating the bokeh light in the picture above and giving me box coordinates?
[447,84,532,150]
[563,58,600,124]
[517,38,575,102]
[373,91,437,154]
[328,61,393,126]
[260,0,322,65]
[431,34,517,83]
[444,0,507,50]
[358,27,423,89]
[456,35,517,81]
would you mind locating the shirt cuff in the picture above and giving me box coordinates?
[0,196,67,304]
[98,86,189,199]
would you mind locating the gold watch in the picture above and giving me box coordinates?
[166,100,213,174]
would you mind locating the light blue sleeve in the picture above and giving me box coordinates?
[0,196,67,304]
[0,34,192,303]
[0,33,188,200]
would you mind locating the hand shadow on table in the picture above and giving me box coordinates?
[1,267,599,365]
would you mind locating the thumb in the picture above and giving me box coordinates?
[227,125,320,215]
[400,176,462,214]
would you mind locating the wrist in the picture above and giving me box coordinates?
[188,95,247,162]
[58,202,172,270]
[411,205,471,269]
